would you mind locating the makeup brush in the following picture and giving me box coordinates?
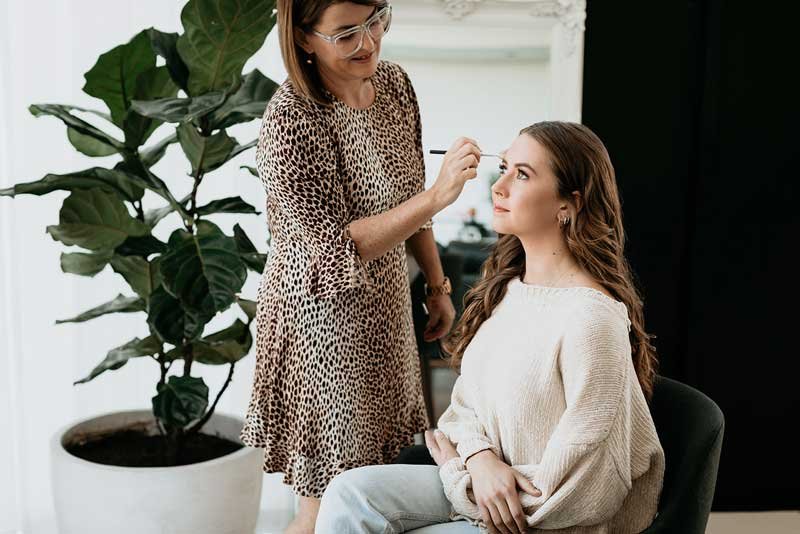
[429,149,502,158]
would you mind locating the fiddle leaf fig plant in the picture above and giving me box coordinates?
[0,0,277,459]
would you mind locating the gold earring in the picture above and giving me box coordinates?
[559,215,571,227]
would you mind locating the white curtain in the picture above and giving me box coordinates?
[0,2,291,532]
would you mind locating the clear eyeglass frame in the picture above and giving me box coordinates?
[311,4,392,59]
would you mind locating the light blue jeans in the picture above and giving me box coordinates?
[315,464,480,534]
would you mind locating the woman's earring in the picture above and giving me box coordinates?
[559,215,571,227]
[306,54,313,64]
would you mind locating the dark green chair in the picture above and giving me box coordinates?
[395,375,725,534]
[640,376,724,533]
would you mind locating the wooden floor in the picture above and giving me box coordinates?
[255,510,800,533]
[706,511,800,534]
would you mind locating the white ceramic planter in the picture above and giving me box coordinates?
[50,410,263,534]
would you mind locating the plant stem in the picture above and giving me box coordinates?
[133,199,144,220]
[186,362,235,435]
[157,350,168,387]
[182,341,194,376]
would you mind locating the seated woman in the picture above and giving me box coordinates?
[314,121,665,534]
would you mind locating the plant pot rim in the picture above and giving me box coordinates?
[51,408,258,472]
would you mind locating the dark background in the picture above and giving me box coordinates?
[581,0,799,511]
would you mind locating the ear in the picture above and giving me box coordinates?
[294,27,312,54]
[570,190,583,213]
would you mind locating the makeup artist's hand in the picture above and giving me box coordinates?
[423,294,455,342]
[431,137,482,208]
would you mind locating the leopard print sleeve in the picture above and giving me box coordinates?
[396,64,433,234]
[256,104,374,299]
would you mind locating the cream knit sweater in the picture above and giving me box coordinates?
[437,276,664,534]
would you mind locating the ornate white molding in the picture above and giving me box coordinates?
[441,0,483,20]
[529,0,586,57]
[439,0,586,57]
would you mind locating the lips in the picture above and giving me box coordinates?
[351,52,373,61]
[494,204,509,212]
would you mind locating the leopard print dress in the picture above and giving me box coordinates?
[240,60,432,498]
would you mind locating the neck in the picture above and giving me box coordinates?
[319,68,374,108]
[518,231,578,286]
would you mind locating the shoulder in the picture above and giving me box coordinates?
[376,59,411,87]
[375,60,417,103]
[263,79,323,126]
[259,81,332,145]
[563,291,632,355]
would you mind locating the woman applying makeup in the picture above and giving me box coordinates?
[239,2,482,532]
[315,122,665,534]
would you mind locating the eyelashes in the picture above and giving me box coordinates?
[498,162,527,180]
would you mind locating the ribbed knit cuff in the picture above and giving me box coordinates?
[457,437,498,466]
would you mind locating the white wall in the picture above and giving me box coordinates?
[0,2,290,532]
[0,1,570,532]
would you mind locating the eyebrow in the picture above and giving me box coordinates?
[500,156,538,175]
[332,7,379,32]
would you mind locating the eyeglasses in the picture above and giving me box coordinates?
[312,5,392,59]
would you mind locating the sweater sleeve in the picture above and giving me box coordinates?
[256,105,373,300]
[437,375,500,465]
[439,311,635,529]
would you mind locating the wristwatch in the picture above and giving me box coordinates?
[424,276,452,297]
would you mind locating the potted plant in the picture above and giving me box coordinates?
[0,1,278,532]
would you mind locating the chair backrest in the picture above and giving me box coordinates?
[640,376,725,534]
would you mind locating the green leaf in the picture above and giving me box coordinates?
[208,69,277,129]
[115,234,168,257]
[177,123,236,175]
[130,92,227,123]
[46,189,149,251]
[143,193,191,227]
[160,220,247,317]
[195,196,260,216]
[82,30,156,127]
[60,249,115,276]
[147,28,189,92]
[29,104,124,151]
[74,335,161,385]
[110,255,156,299]
[140,133,178,168]
[233,223,267,273]
[152,375,209,428]
[236,296,257,321]
[229,139,257,161]
[147,285,210,344]
[165,318,252,364]
[240,165,258,177]
[123,66,180,148]
[57,294,146,324]
[0,167,145,202]
[177,0,276,95]
[67,127,118,157]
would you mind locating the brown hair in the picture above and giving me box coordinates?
[442,121,659,401]
[276,0,386,106]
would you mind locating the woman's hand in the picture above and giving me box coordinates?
[424,429,459,466]
[423,294,456,342]
[431,137,482,208]
[465,450,542,534]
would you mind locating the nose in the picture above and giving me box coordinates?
[492,171,509,198]
[360,30,377,53]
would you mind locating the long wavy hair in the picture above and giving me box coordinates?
[441,121,658,401]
